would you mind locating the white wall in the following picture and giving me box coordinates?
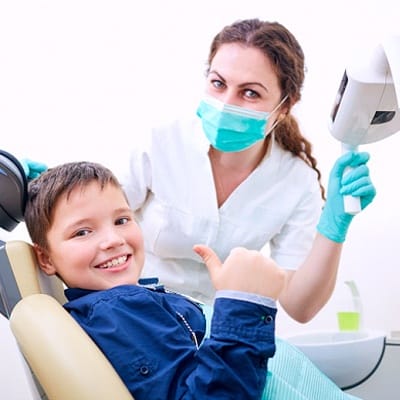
[1,0,399,337]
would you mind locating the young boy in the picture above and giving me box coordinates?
[24,161,286,400]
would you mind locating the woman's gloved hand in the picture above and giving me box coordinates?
[20,158,48,180]
[317,151,376,243]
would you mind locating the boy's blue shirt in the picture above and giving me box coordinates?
[64,283,276,400]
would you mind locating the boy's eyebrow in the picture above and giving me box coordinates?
[115,207,134,214]
[64,217,92,230]
[64,207,134,230]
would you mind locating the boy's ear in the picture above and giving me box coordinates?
[33,244,57,276]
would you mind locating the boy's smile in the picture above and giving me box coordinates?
[97,254,128,269]
[35,181,145,290]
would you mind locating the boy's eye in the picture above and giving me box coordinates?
[116,217,129,225]
[74,229,90,237]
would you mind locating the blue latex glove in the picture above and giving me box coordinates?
[20,158,48,180]
[317,151,376,243]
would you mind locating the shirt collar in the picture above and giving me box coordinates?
[64,278,165,301]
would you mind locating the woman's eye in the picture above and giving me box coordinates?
[243,89,259,99]
[211,79,225,89]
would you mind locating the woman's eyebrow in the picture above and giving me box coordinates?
[208,70,269,93]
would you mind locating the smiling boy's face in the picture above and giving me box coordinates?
[35,181,145,290]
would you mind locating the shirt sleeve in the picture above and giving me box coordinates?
[182,297,276,399]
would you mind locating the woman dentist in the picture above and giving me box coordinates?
[121,18,376,323]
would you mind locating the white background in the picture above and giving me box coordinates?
[1,0,399,337]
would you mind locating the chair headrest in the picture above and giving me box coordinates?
[0,150,27,232]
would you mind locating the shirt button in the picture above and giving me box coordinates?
[139,365,150,375]
[263,315,274,324]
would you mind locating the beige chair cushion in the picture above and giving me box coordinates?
[5,240,66,304]
[6,240,134,400]
[10,293,134,400]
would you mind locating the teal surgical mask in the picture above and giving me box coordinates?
[196,96,286,152]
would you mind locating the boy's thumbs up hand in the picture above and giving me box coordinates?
[193,245,286,300]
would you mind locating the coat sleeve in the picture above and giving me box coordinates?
[120,129,153,211]
[269,171,322,270]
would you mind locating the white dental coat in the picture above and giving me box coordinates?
[122,117,323,303]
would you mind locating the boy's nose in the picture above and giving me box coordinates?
[99,230,125,249]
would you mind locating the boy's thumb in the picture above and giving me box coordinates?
[193,244,222,276]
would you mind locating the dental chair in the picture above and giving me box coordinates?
[0,151,362,400]
[0,151,134,400]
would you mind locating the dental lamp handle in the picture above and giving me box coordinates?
[341,143,361,215]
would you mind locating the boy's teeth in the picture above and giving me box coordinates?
[99,255,127,269]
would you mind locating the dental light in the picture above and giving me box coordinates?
[329,35,400,214]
